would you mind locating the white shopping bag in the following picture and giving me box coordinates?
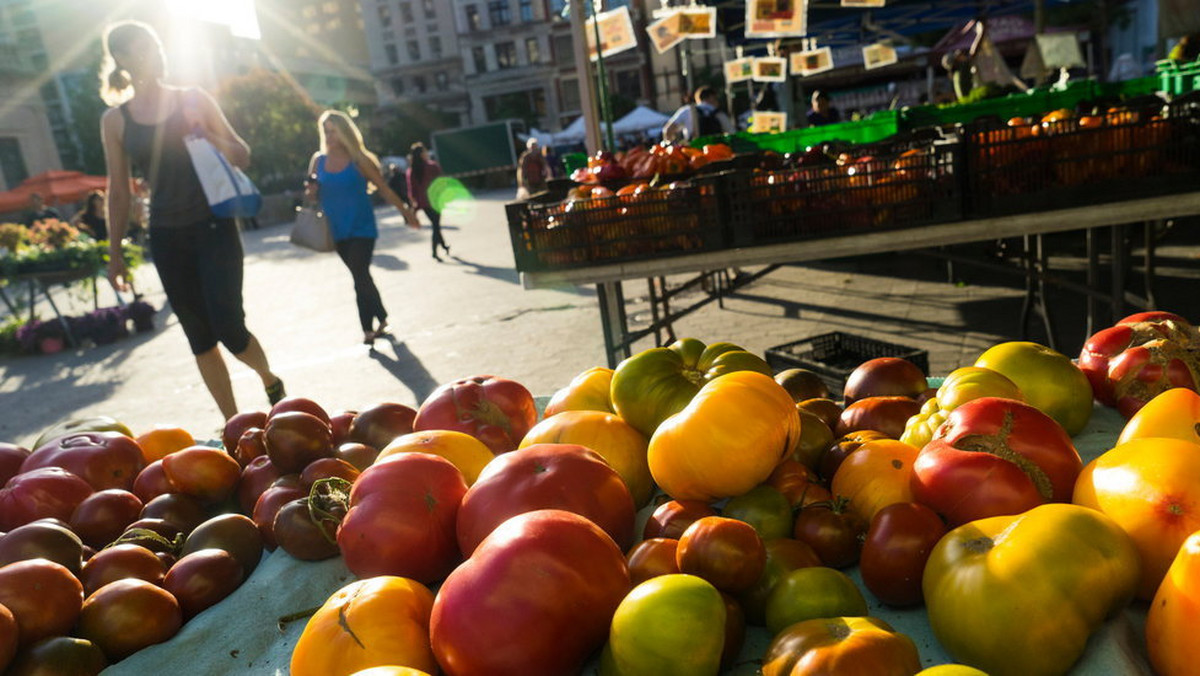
[185,134,262,219]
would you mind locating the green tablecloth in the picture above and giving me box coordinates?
[104,403,1153,675]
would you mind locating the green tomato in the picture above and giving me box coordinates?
[601,574,726,676]
[975,342,1092,436]
[765,566,868,637]
[722,486,793,540]
[33,416,134,449]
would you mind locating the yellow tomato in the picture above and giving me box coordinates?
[1146,530,1200,676]
[544,366,615,417]
[1117,388,1200,446]
[830,439,919,524]
[376,430,494,485]
[975,341,1092,436]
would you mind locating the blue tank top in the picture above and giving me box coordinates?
[316,155,377,241]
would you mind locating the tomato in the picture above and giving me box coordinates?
[924,504,1139,676]
[764,567,868,636]
[456,443,635,555]
[1116,387,1200,445]
[413,375,537,454]
[600,574,726,676]
[339,453,467,583]
[181,513,264,576]
[649,371,800,502]
[131,460,175,503]
[916,666,989,676]
[611,338,773,437]
[722,486,793,540]
[78,579,182,660]
[830,438,918,524]
[1146,530,1200,676]
[264,412,334,474]
[431,509,630,676]
[902,366,1024,449]
[1078,312,1200,417]
[0,520,85,575]
[792,498,867,569]
[798,398,842,431]
[859,502,947,607]
[626,538,680,586]
[0,559,83,648]
[766,459,828,509]
[299,457,360,490]
[762,616,922,676]
[818,430,888,483]
[738,538,822,626]
[292,576,437,676]
[20,431,144,492]
[346,402,416,452]
[775,369,831,402]
[0,467,93,530]
[791,408,834,469]
[273,498,341,561]
[975,341,1093,435]
[543,366,615,417]
[677,516,766,594]
[237,455,282,515]
[521,410,653,507]
[6,636,108,675]
[0,602,14,672]
[842,357,928,405]
[912,397,1083,526]
[252,484,306,550]
[140,492,207,533]
[643,499,718,540]
[222,411,268,460]
[835,396,923,439]
[162,548,244,619]
[0,443,30,487]
[80,544,165,596]
[376,430,493,486]
[1073,437,1200,599]
[161,445,242,503]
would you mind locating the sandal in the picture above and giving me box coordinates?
[363,331,377,345]
[376,322,391,336]
[266,378,286,405]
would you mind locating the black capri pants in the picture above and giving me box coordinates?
[149,218,251,356]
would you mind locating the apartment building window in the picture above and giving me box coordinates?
[552,35,574,67]
[407,41,420,61]
[378,4,392,26]
[429,36,442,58]
[414,75,427,93]
[385,44,398,65]
[472,46,487,73]
[0,138,28,186]
[525,37,539,64]
[559,78,581,112]
[399,2,414,23]
[435,72,449,91]
[519,0,533,22]
[496,41,517,69]
[615,70,641,100]
[423,0,436,18]
[465,5,481,31]
[488,1,512,27]
[390,77,405,96]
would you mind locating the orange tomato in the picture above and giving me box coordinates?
[830,439,918,524]
[543,366,615,417]
[376,430,494,485]
[1146,530,1200,676]
[1116,388,1200,446]
[767,459,829,509]
[1073,438,1200,599]
[520,409,653,507]
[762,616,921,676]
[135,427,195,463]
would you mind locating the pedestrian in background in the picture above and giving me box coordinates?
[516,137,548,199]
[98,19,285,421]
[663,86,734,143]
[23,193,61,226]
[407,142,450,261]
[70,190,109,241]
[309,109,419,346]
[806,90,842,127]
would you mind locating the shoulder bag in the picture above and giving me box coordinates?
[290,202,334,252]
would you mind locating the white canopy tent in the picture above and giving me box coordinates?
[612,105,670,135]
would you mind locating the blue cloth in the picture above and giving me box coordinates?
[316,155,377,242]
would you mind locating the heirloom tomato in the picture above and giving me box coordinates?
[611,338,772,437]
[677,516,766,593]
[648,371,800,502]
[376,430,494,485]
[642,499,718,540]
[413,375,537,454]
[762,616,921,676]
[291,576,438,676]
[543,366,615,417]
[1146,530,1200,676]
[818,430,887,483]
[901,366,1024,448]
[1116,387,1200,445]
[0,467,93,530]
[32,416,133,450]
[626,538,680,585]
[830,438,918,524]
[22,431,145,491]
[923,504,1139,676]
[0,443,29,487]
[911,397,1082,526]
[600,574,726,676]
[859,502,947,607]
[766,459,830,509]
[976,341,1093,435]
[1078,311,1200,417]
[792,498,867,569]
[738,538,821,626]
[520,409,653,507]
[0,559,83,647]
[722,486,793,540]
[764,567,868,637]
[843,357,928,405]
[161,445,242,503]
[1072,437,1200,599]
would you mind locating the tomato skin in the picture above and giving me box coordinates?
[818,430,888,484]
[626,538,680,586]
[413,375,537,455]
[976,341,1093,435]
[722,486,793,540]
[911,397,1082,526]
[1146,530,1200,676]
[762,616,921,676]
[766,460,829,509]
[0,467,93,530]
[600,574,726,676]
[643,499,718,540]
[161,446,242,503]
[738,538,822,626]
[521,410,652,507]
[0,602,15,672]
[0,559,83,647]
[677,516,766,594]
[830,439,918,524]
[77,578,182,661]
[792,500,867,569]
[859,502,947,607]
[764,567,868,637]
[1117,387,1200,445]
[543,367,615,417]
[291,576,437,676]
[21,432,145,492]
[431,509,630,676]
[1078,312,1198,415]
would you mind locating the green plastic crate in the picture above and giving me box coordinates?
[562,152,588,174]
[1156,59,1200,96]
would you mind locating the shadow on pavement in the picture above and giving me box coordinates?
[368,339,440,403]
[449,256,520,285]
[372,254,409,272]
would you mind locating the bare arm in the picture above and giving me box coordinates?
[101,108,132,290]
[187,88,251,168]
[358,157,420,228]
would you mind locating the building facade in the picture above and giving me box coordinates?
[0,37,60,192]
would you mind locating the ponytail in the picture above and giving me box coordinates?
[99,53,133,106]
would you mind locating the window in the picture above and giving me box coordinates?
[384,44,398,64]
[464,5,481,31]
[390,77,405,96]
[435,72,449,91]
[423,0,436,18]
[413,75,427,93]
[525,37,539,64]
[429,36,442,58]
[488,1,511,27]
[399,2,414,23]
[472,46,487,73]
[552,35,574,67]
[615,70,641,100]
[531,88,546,116]
[377,4,392,26]
[559,78,581,112]
[0,137,29,186]
[407,40,420,61]
[519,0,533,22]
[496,41,517,69]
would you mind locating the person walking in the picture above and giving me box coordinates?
[308,109,419,346]
[662,86,734,143]
[407,142,450,261]
[516,137,548,198]
[98,20,285,422]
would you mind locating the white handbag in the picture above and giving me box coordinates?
[289,206,334,252]
[185,134,263,219]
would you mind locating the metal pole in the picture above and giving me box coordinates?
[589,0,616,151]
[569,0,603,154]
[1034,0,1045,33]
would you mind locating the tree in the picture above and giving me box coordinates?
[217,69,321,193]
[374,100,459,159]
[64,52,109,176]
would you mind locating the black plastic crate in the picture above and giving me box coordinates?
[725,141,961,247]
[506,173,728,273]
[764,332,929,394]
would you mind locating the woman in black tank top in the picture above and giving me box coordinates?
[99,20,285,422]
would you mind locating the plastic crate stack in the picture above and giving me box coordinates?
[1158,59,1200,98]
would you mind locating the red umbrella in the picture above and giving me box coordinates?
[0,170,109,214]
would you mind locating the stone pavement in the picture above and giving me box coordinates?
[2,191,1197,448]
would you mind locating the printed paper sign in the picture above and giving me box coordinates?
[724,57,755,83]
[586,6,637,61]
[678,7,717,39]
[647,11,684,54]
[790,47,834,76]
[841,0,886,7]
[862,43,898,70]
[746,0,807,39]
[750,111,788,134]
[753,56,789,82]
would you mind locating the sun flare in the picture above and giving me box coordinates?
[163,0,261,39]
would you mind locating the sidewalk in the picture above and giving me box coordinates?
[1,191,1196,447]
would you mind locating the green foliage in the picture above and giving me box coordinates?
[375,100,459,158]
[64,48,109,176]
[0,314,22,355]
[217,69,321,194]
[0,221,142,278]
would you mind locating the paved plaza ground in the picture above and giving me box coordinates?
[2,189,1197,447]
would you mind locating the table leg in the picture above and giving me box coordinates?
[0,284,18,317]
[1143,221,1158,309]
[1111,223,1127,323]
[1035,234,1058,351]
[37,279,77,347]
[646,278,663,347]
[1085,227,1098,337]
[1019,235,1034,339]
[597,281,630,369]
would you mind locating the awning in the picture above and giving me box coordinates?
[0,170,108,214]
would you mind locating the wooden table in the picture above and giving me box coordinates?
[521,192,1200,367]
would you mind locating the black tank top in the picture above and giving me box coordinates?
[120,99,213,227]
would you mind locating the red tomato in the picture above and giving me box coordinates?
[77,579,182,661]
[339,453,467,583]
[413,375,537,454]
[455,443,635,555]
[626,538,680,586]
[21,432,145,491]
[431,509,630,675]
[162,548,245,619]
[766,459,826,508]
[642,499,718,540]
[161,446,242,503]
[0,602,14,672]
[69,489,144,549]
[1078,311,1197,416]
[0,443,30,487]
[677,516,767,594]
[792,499,867,569]
[0,467,93,530]
[131,460,176,503]
[835,396,923,440]
[818,430,889,483]
[237,455,282,515]
[80,543,166,596]
[0,559,83,647]
[859,502,947,607]
[911,397,1083,526]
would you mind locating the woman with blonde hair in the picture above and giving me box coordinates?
[98,19,285,422]
[308,109,418,346]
